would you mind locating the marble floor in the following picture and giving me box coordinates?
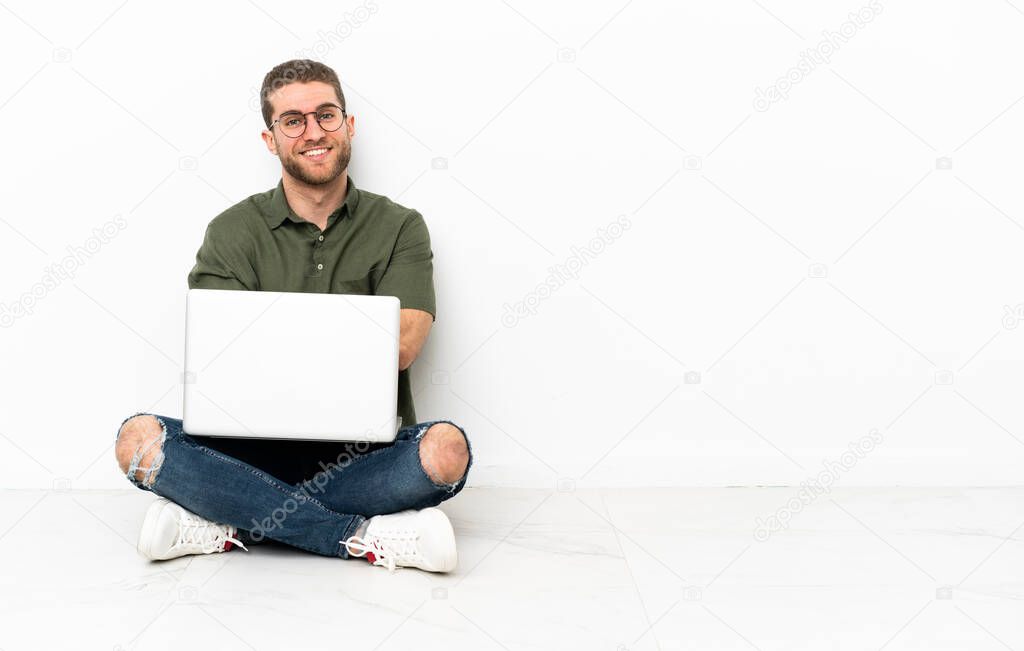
[0,486,1021,650]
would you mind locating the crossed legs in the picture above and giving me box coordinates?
[114,414,471,557]
[115,415,469,489]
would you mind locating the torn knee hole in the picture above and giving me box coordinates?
[419,423,469,486]
[118,415,167,487]
[129,440,165,487]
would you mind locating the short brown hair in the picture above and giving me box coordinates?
[260,59,346,128]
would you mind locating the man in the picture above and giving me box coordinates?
[113,59,471,573]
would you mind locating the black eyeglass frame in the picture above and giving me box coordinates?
[269,103,348,138]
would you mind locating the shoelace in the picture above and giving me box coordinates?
[177,512,248,554]
[344,531,421,573]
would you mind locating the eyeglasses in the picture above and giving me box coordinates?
[269,104,347,138]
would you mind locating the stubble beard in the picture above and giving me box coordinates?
[281,136,352,186]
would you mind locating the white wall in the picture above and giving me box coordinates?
[1,1,1021,491]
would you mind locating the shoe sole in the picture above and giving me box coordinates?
[137,499,172,560]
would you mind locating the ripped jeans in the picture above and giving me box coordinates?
[115,413,472,558]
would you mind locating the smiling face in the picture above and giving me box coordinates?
[261,81,354,187]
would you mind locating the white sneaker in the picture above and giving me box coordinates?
[343,508,457,573]
[138,498,247,561]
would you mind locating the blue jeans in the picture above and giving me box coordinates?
[116,413,472,558]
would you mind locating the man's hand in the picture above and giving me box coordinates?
[399,308,433,371]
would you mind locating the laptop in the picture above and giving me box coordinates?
[182,288,400,442]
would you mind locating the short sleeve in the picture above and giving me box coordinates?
[375,210,436,320]
[187,217,258,291]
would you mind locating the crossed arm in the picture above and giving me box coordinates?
[399,308,433,371]
[189,212,436,372]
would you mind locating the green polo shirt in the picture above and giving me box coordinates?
[187,175,435,429]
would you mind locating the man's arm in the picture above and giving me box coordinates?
[187,217,257,290]
[399,307,433,371]
[376,210,437,371]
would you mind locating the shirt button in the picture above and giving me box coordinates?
[317,263,324,270]
[318,235,324,242]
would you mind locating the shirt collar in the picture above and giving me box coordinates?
[264,175,360,230]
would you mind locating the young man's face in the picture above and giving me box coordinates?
[261,81,354,186]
